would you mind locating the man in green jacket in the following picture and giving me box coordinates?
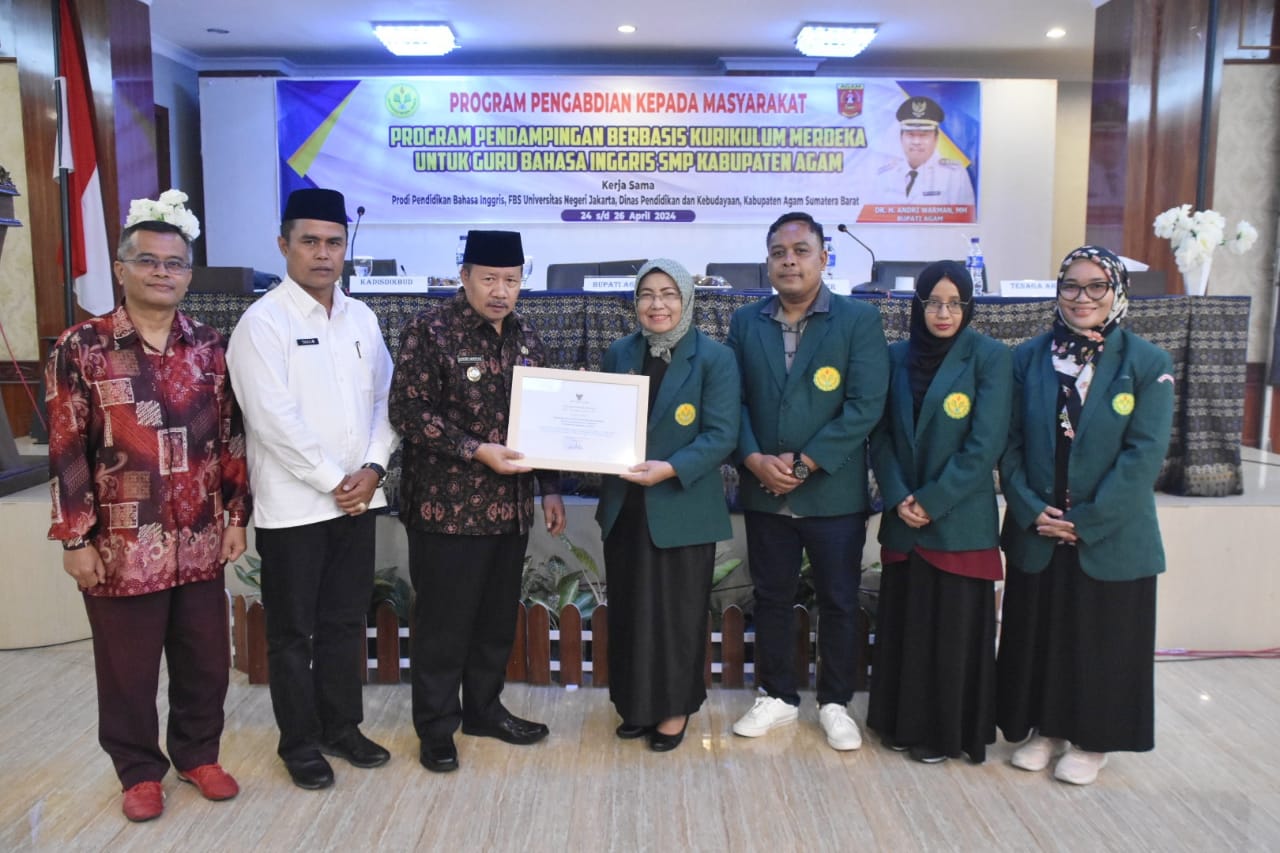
[727,212,889,750]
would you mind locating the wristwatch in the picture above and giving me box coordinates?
[791,456,811,481]
[361,462,387,488]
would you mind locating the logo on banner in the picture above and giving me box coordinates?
[386,84,420,118]
[837,85,864,118]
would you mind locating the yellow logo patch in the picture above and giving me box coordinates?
[943,392,971,419]
[674,403,696,426]
[813,366,841,392]
[1112,392,1135,416]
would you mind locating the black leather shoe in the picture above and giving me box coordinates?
[615,722,651,740]
[648,717,688,753]
[420,738,459,773]
[462,713,549,745]
[284,753,335,790]
[321,728,391,768]
[909,745,949,764]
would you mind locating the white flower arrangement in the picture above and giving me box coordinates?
[124,188,201,241]
[1152,204,1257,273]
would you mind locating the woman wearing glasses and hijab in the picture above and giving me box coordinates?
[997,245,1174,786]
[595,258,739,752]
[867,260,1011,764]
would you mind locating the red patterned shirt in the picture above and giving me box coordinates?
[390,294,559,535]
[46,306,251,597]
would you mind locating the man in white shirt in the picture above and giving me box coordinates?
[871,96,976,208]
[227,188,398,790]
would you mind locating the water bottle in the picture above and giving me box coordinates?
[966,237,985,296]
[824,236,836,281]
[455,234,467,267]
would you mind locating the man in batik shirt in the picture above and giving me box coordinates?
[389,229,565,774]
[47,191,250,822]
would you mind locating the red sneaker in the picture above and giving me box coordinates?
[177,763,239,801]
[121,781,164,822]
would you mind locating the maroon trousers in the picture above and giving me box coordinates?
[82,577,229,789]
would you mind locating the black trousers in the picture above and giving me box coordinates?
[256,513,375,760]
[407,528,528,742]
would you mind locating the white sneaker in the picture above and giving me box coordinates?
[1010,734,1067,771]
[818,703,863,751]
[732,696,799,737]
[1053,746,1108,785]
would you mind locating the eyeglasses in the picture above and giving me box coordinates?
[917,296,969,315]
[120,256,192,274]
[636,291,682,306]
[1058,280,1112,301]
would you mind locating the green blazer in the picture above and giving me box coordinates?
[595,328,740,549]
[727,289,889,516]
[870,327,1012,553]
[999,328,1175,581]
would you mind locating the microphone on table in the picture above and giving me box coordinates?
[837,223,879,290]
[346,205,366,291]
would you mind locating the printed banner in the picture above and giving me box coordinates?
[277,77,980,226]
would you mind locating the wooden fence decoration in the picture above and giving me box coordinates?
[227,594,873,692]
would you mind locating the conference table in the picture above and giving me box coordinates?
[182,289,1250,498]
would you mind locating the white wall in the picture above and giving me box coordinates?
[200,76,1058,288]
[153,54,204,261]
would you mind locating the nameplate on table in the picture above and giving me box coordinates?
[1000,280,1058,298]
[349,275,435,294]
[582,276,635,292]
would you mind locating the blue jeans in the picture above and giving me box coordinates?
[745,511,867,706]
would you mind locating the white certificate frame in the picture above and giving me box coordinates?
[507,366,649,475]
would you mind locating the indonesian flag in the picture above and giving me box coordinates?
[54,0,113,316]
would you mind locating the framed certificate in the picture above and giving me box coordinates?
[508,366,649,474]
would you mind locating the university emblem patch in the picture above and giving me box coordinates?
[943,392,971,419]
[813,366,841,391]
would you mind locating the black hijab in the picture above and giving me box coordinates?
[907,259,975,415]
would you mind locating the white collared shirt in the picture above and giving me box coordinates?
[227,278,398,529]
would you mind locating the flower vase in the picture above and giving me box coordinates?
[1181,258,1212,296]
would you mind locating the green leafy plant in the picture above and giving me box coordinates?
[370,565,412,622]
[521,534,605,627]
[232,553,261,594]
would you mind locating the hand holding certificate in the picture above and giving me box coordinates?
[507,366,649,474]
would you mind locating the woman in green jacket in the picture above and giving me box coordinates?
[596,258,739,752]
[868,260,1011,764]
[997,245,1175,786]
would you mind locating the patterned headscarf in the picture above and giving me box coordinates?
[1051,244,1130,368]
[635,258,695,362]
[1050,244,1130,440]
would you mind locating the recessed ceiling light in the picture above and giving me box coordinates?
[372,22,458,57]
[618,24,636,35]
[795,24,878,58]
[1046,27,1067,39]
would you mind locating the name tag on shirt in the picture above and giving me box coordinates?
[296,338,319,346]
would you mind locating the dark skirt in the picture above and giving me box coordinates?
[604,486,714,726]
[996,546,1157,753]
[866,553,997,762]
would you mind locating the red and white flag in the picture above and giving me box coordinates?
[54,0,113,316]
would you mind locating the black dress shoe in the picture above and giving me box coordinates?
[321,728,391,768]
[462,713,549,745]
[909,745,949,764]
[615,722,651,740]
[284,753,335,790]
[648,717,688,753]
[420,738,459,773]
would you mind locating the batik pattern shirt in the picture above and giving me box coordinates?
[389,294,559,536]
[47,306,251,597]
